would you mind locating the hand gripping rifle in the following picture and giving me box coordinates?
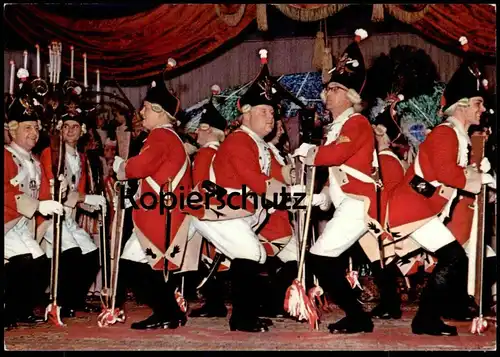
[97,180,127,327]
[45,130,66,327]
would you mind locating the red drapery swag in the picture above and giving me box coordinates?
[4,4,495,82]
[5,4,256,82]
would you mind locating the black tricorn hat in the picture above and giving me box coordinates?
[238,49,282,113]
[442,36,488,114]
[327,29,368,96]
[374,105,401,142]
[200,97,227,132]
[144,73,181,118]
[7,95,40,123]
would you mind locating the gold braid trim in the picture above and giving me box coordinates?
[386,5,430,24]
[371,4,385,22]
[272,4,349,22]
[214,4,246,27]
[256,4,268,31]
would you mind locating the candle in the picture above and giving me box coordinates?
[35,44,40,77]
[49,45,53,84]
[83,53,87,88]
[70,46,74,78]
[23,50,28,70]
[57,43,61,84]
[96,69,100,103]
[9,60,15,95]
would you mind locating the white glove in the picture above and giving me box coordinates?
[38,200,64,216]
[292,143,316,158]
[112,156,125,173]
[84,194,107,208]
[311,192,328,206]
[480,157,491,173]
[289,184,306,196]
[482,173,496,189]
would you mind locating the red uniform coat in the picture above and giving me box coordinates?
[192,146,217,187]
[379,150,405,226]
[124,126,192,271]
[4,147,51,231]
[39,146,88,199]
[387,125,481,236]
[185,129,289,220]
[309,113,377,220]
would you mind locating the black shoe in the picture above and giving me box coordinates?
[370,303,402,320]
[60,307,76,318]
[229,317,269,332]
[130,314,186,330]
[17,314,45,324]
[411,316,458,336]
[189,303,227,318]
[328,315,374,334]
[258,317,274,327]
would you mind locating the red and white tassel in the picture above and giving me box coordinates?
[166,58,177,71]
[471,315,488,334]
[175,287,187,313]
[259,49,268,64]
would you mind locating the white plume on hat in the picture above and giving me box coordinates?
[167,58,177,68]
[397,94,405,101]
[17,68,29,79]
[211,84,221,94]
[459,36,468,46]
[151,81,156,88]
[73,86,82,95]
[355,28,368,41]
[259,49,268,59]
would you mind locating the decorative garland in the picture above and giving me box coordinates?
[386,4,430,24]
[214,4,246,27]
[272,4,349,22]
[269,4,430,28]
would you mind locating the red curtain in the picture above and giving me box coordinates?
[5,4,256,82]
[4,4,495,83]
[412,4,496,57]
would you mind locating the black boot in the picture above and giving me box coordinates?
[129,263,186,330]
[411,241,466,336]
[370,260,402,319]
[72,250,101,313]
[229,259,268,332]
[307,253,373,334]
[4,254,47,324]
[261,260,298,318]
[190,274,227,317]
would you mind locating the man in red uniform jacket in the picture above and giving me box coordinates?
[386,37,494,336]
[40,108,105,318]
[4,94,64,328]
[188,95,229,318]
[185,49,302,332]
[293,29,378,334]
[112,75,191,330]
[358,97,408,321]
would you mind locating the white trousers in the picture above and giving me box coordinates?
[43,216,98,258]
[189,216,267,264]
[310,196,368,257]
[276,232,299,263]
[4,218,44,260]
[121,231,148,264]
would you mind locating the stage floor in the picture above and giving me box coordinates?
[4,302,496,351]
